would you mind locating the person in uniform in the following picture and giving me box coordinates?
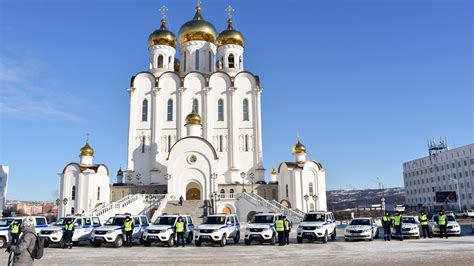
[418,210,430,238]
[393,211,403,241]
[275,216,285,246]
[123,216,134,247]
[283,216,291,245]
[437,210,448,239]
[63,220,74,249]
[382,211,392,241]
[9,220,20,245]
[175,216,185,248]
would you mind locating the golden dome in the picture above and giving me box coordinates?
[292,139,306,154]
[148,19,177,48]
[117,167,123,177]
[178,6,218,44]
[185,110,202,125]
[80,142,94,157]
[216,19,244,46]
[174,57,180,72]
[270,166,277,175]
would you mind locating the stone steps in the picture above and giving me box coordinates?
[162,200,206,224]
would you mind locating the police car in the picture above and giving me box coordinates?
[430,212,461,236]
[39,216,102,247]
[142,214,194,247]
[194,214,240,247]
[297,211,336,243]
[244,212,281,245]
[0,216,48,248]
[90,214,149,248]
[344,217,379,241]
[390,216,420,239]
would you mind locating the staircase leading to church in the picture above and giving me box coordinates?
[161,200,207,225]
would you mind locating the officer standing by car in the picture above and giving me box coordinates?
[9,220,20,245]
[283,216,291,245]
[418,210,430,238]
[393,211,403,241]
[123,215,134,247]
[437,210,448,239]
[63,220,74,249]
[175,216,185,248]
[382,211,392,241]
[275,216,285,246]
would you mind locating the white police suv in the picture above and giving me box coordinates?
[142,214,194,247]
[390,216,420,239]
[0,216,48,248]
[194,214,240,247]
[90,215,149,248]
[344,217,379,241]
[430,212,461,236]
[297,211,337,244]
[39,216,102,247]
[244,212,281,245]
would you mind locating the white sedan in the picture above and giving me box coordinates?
[430,213,461,236]
[344,218,379,241]
[390,216,420,239]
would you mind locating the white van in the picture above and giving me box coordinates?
[0,216,48,248]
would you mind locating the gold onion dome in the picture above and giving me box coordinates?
[216,19,244,46]
[270,167,277,175]
[148,19,177,48]
[292,139,306,154]
[117,167,123,177]
[185,110,202,125]
[178,6,218,44]
[79,142,94,157]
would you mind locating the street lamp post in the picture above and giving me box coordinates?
[62,198,68,215]
[127,172,133,183]
[249,173,255,193]
[240,172,246,193]
[304,194,309,212]
[448,178,462,212]
[312,194,318,211]
[136,172,142,185]
[213,191,218,214]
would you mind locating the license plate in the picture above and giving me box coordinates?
[94,237,103,241]
[148,236,156,239]
[251,234,260,238]
[201,235,209,239]
[303,232,312,236]
[352,233,360,236]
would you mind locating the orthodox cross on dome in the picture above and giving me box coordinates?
[196,0,202,7]
[85,133,90,143]
[225,5,235,20]
[159,5,168,20]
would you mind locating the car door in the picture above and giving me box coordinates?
[82,218,93,240]
[34,217,48,233]
[228,216,236,237]
[186,216,194,238]
[132,217,141,238]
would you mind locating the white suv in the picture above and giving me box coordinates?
[194,214,240,247]
[90,215,149,248]
[297,212,337,243]
[430,213,461,236]
[142,215,194,247]
[344,217,379,241]
[390,216,420,239]
[39,216,102,247]
[244,213,281,245]
[0,216,48,248]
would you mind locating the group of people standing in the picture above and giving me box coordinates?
[275,216,291,246]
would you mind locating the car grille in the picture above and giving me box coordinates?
[147,230,161,234]
[402,228,411,231]
[94,231,108,235]
[200,229,213,234]
[303,226,316,230]
[350,230,362,233]
[249,228,264,232]
[447,226,453,229]
[40,230,54,235]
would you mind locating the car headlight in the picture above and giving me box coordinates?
[213,229,220,233]
[106,230,115,234]
[245,228,250,232]
[315,226,321,229]
[54,230,62,233]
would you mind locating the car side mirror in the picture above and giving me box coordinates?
[227,221,231,225]
[74,223,79,227]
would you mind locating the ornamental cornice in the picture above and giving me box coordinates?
[148,45,176,53]
[180,41,217,49]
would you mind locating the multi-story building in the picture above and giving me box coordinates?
[403,143,474,212]
[0,165,9,212]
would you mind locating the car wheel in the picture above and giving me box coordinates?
[233,231,240,244]
[144,240,151,247]
[322,231,328,244]
[297,237,303,243]
[91,241,102,248]
[167,235,175,247]
[0,237,5,248]
[114,235,124,248]
[244,239,251,245]
[195,240,202,247]
[270,234,276,245]
[369,233,373,241]
[186,232,193,244]
[219,234,227,247]
[331,228,336,241]
[73,241,79,246]
[59,238,65,248]
[344,238,349,242]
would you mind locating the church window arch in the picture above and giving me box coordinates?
[243,99,249,121]
[71,207,75,214]
[309,183,314,196]
[167,135,172,152]
[158,54,164,68]
[208,51,212,71]
[239,56,242,68]
[141,136,146,153]
[228,54,235,68]
[285,184,289,198]
[217,99,224,121]
[192,99,199,113]
[97,187,100,201]
[183,52,187,71]
[195,49,200,70]
[244,135,249,152]
[219,135,224,152]
[229,188,234,198]
[71,186,76,200]
[168,56,172,67]
[141,99,148,122]
[167,99,173,121]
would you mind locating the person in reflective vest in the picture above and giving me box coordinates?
[418,210,431,238]
[63,220,75,249]
[393,211,403,241]
[9,220,20,245]
[437,210,448,239]
[123,216,134,247]
[175,216,185,248]
[283,216,291,245]
[275,216,285,246]
[382,212,392,241]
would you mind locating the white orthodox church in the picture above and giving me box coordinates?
[57,4,326,220]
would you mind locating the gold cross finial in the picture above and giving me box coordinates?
[86,133,90,143]
[197,0,202,7]
[160,5,168,20]
[225,5,234,20]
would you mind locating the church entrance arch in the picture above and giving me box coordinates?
[280,199,292,208]
[186,182,201,200]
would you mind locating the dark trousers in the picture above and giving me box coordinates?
[277,231,285,246]
[285,230,290,245]
[63,231,73,248]
[10,233,19,245]
[383,226,391,241]
[175,232,185,247]
[395,225,403,240]
[421,225,430,238]
[125,230,133,246]
[439,225,448,239]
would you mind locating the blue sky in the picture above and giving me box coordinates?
[0,0,472,201]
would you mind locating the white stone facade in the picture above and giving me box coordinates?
[0,165,9,212]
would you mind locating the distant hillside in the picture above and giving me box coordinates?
[327,187,405,211]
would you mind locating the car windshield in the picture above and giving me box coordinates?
[251,215,274,224]
[105,217,126,226]
[154,216,177,226]
[350,219,370,226]
[203,216,226,224]
[0,218,13,227]
[304,214,325,222]
[54,217,75,226]
[402,217,416,224]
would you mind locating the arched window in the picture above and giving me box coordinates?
[309,183,314,196]
[71,207,75,214]
[183,52,187,71]
[228,54,235,68]
[242,99,249,121]
[167,135,172,152]
[97,187,100,201]
[141,136,146,153]
[219,135,223,152]
[141,99,148,121]
[158,55,164,68]
[239,56,242,68]
[192,99,199,113]
[208,51,212,71]
[71,186,76,200]
[168,56,172,66]
[220,189,225,198]
[217,99,224,121]
[195,49,200,70]
[285,184,289,198]
[244,135,249,152]
[167,99,173,121]
[310,203,315,212]
[229,188,234,198]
